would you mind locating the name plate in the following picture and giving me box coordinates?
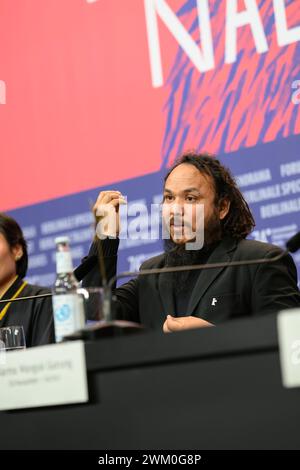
[277,308,300,388]
[0,340,88,410]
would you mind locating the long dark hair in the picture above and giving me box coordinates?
[0,213,28,278]
[164,152,255,240]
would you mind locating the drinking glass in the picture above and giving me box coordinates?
[0,326,26,351]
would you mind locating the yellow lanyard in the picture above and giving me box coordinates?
[0,281,28,321]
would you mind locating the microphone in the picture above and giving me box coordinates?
[0,256,98,305]
[0,246,104,305]
[1,232,299,325]
[286,231,300,253]
[101,232,300,320]
[0,292,52,304]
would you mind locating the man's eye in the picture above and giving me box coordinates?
[164,195,173,201]
[186,196,196,202]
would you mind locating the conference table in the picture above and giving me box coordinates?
[1,313,300,450]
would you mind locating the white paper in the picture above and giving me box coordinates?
[0,340,88,410]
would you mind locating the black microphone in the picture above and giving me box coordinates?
[0,292,52,304]
[1,231,299,321]
[0,250,102,307]
[0,256,98,305]
[286,231,300,253]
[100,232,300,320]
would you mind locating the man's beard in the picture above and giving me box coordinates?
[163,210,222,292]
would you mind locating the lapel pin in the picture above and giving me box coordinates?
[211,297,218,306]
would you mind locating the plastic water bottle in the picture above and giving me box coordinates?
[52,236,85,342]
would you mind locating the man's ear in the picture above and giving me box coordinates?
[218,198,230,220]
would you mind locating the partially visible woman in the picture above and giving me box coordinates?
[0,213,54,347]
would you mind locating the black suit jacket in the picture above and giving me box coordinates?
[82,237,300,329]
[0,277,55,347]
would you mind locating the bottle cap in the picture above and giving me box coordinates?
[55,236,70,245]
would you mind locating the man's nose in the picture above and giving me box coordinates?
[170,202,184,217]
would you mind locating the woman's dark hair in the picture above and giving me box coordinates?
[164,152,255,240]
[0,213,28,278]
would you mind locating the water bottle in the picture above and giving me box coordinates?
[52,236,85,342]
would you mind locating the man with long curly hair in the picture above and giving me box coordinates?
[83,152,300,332]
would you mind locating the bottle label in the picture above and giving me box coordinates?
[56,252,73,274]
[52,294,85,342]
